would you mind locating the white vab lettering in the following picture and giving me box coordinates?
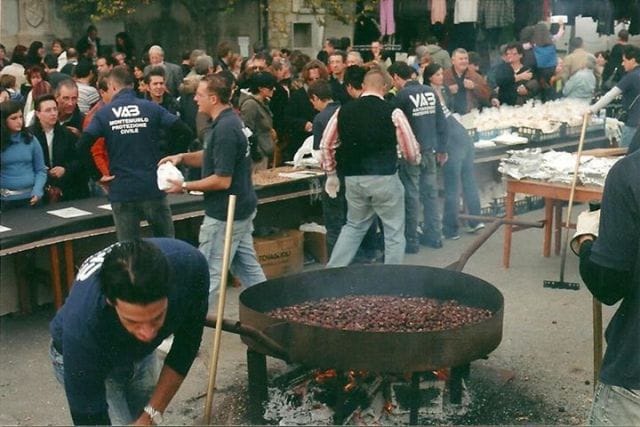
[111,105,141,118]
[409,92,437,109]
[75,244,119,281]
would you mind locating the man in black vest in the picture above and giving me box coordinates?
[321,70,421,266]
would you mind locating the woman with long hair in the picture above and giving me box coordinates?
[423,63,484,239]
[25,41,45,68]
[0,100,47,210]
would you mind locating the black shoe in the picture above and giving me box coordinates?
[405,240,420,254]
[419,235,443,248]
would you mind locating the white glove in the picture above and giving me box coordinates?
[570,209,600,255]
[325,173,340,198]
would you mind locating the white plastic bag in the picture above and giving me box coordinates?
[157,162,184,190]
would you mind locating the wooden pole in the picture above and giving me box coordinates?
[592,298,603,390]
[203,195,237,424]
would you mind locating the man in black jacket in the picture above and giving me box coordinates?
[29,94,89,201]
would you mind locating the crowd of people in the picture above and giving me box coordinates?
[1,23,639,250]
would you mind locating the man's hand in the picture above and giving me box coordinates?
[463,79,475,90]
[164,178,185,194]
[448,84,459,94]
[99,175,115,183]
[49,166,66,178]
[570,209,600,255]
[132,412,153,426]
[325,174,339,198]
[491,98,501,108]
[517,85,528,96]
[436,152,448,166]
[158,154,183,167]
[304,121,313,132]
[66,126,82,138]
[29,195,40,206]
[515,71,533,82]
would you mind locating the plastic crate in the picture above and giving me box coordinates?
[562,122,605,138]
[480,195,545,217]
[516,126,562,142]
[476,127,514,141]
[466,128,477,141]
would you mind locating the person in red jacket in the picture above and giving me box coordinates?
[83,74,113,195]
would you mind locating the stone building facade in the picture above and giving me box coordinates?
[1,0,353,61]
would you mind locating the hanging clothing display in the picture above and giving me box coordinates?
[454,0,479,24]
[514,0,544,33]
[431,0,447,25]
[379,0,396,36]
[478,0,514,29]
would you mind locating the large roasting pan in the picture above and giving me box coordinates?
[239,263,503,373]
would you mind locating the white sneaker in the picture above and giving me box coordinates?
[466,223,485,233]
[157,335,174,354]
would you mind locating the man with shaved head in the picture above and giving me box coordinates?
[321,70,422,266]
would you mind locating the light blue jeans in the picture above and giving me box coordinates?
[588,382,640,425]
[49,342,161,425]
[327,174,405,267]
[198,211,266,306]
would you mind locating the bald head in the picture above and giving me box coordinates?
[363,70,387,95]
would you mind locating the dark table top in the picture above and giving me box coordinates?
[0,174,323,255]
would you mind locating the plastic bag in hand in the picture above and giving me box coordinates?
[157,162,185,190]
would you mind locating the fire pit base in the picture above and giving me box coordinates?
[246,349,474,425]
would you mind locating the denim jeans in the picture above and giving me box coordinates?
[111,197,175,242]
[588,382,640,426]
[321,174,383,260]
[49,342,161,425]
[621,125,637,148]
[419,152,442,242]
[198,211,266,307]
[398,160,421,243]
[442,141,482,235]
[327,174,405,267]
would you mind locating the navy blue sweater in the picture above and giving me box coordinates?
[81,89,178,202]
[50,238,209,425]
[392,80,448,153]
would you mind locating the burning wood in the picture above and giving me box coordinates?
[264,368,470,425]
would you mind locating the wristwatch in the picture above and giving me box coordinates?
[181,181,188,193]
[144,405,163,425]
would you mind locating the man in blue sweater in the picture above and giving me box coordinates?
[50,238,209,425]
[77,66,192,241]
[388,61,448,251]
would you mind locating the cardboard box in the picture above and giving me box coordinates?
[253,229,304,279]
[304,231,328,265]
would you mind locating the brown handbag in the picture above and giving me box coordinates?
[45,185,63,204]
